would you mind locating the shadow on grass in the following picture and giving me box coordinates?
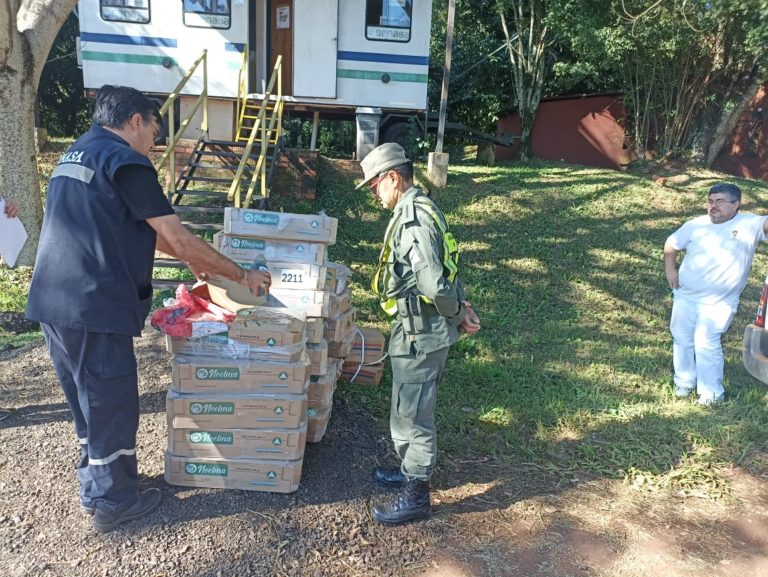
[313,156,768,510]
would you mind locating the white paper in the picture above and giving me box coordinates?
[0,199,28,267]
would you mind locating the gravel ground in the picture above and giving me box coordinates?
[0,330,440,577]
[2,326,767,577]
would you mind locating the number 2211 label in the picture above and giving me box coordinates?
[280,270,304,284]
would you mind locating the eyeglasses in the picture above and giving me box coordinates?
[144,121,161,141]
[368,172,387,192]
[708,198,737,207]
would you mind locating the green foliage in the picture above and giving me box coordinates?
[550,0,768,157]
[282,118,355,157]
[38,12,92,137]
[0,267,33,312]
[430,0,512,132]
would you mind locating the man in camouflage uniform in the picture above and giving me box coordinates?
[357,143,481,526]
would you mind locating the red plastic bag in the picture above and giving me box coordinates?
[150,284,236,338]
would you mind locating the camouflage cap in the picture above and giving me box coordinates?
[355,142,409,189]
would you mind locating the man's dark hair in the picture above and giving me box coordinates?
[393,161,414,183]
[709,182,742,202]
[92,85,161,129]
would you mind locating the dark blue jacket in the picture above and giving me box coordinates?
[27,126,167,336]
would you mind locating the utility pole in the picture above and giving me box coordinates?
[428,0,455,190]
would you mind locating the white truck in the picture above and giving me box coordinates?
[76,0,433,153]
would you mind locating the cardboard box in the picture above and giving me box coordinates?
[224,208,338,244]
[327,288,351,319]
[239,261,327,291]
[171,354,309,395]
[306,317,324,344]
[227,307,306,347]
[168,426,307,460]
[308,362,338,404]
[204,277,267,312]
[165,334,306,363]
[266,288,332,318]
[325,262,352,295]
[167,390,307,429]
[306,403,332,444]
[345,327,386,365]
[323,307,356,344]
[340,362,384,386]
[307,339,328,377]
[327,357,345,380]
[213,232,328,265]
[165,452,302,493]
[327,330,355,358]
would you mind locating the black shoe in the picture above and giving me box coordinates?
[92,488,162,533]
[372,479,430,526]
[373,466,406,487]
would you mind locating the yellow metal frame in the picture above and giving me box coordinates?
[235,46,249,136]
[152,49,209,199]
[228,55,284,208]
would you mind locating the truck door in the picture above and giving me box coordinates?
[270,0,293,95]
[292,0,338,98]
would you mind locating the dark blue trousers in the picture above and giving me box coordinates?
[41,323,140,514]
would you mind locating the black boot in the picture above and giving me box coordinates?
[372,479,430,526]
[372,466,406,487]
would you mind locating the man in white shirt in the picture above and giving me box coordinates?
[664,183,768,405]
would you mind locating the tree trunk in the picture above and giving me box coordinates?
[0,69,42,266]
[518,103,534,161]
[0,0,78,266]
[705,76,762,167]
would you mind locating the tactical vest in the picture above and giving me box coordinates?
[371,196,460,316]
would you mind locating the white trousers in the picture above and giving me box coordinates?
[670,296,736,401]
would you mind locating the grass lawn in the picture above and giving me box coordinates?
[305,155,768,501]
[6,146,768,501]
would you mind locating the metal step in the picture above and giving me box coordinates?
[196,150,263,160]
[173,205,226,214]
[179,175,234,184]
[179,221,223,231]
[154,258,187,269]
[171,189,231,199]
[152,278,194,290]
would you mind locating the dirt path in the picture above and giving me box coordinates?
[1,331,767,577]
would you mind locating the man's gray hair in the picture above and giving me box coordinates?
[709,183,742,202]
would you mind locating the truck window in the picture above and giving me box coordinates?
[365,0,412,43]
[100,0,150,24]
[183,0,231,30]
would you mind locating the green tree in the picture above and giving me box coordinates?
[553,0,768,161]
[38,12,92,137]
[496,0,551,161]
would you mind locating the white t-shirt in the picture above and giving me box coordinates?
[667,212,767,305]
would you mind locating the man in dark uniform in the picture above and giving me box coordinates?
[356,143,481,526]
[26,86,270,533]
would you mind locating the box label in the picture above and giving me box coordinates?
[243,212,279,226]
[202,334,229,344]
[280,269,305,284]
[195,367,240,380]
[189,431,235,445]
[229,237,266,250]
[190,402,235,415]
[184,462,229,476]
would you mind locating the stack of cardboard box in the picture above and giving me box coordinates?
[213,208,344,444]
[163,208,343,493]
[310,262,356,441]
[164,306,310,493]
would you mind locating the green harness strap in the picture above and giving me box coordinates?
[371,197,460,316]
